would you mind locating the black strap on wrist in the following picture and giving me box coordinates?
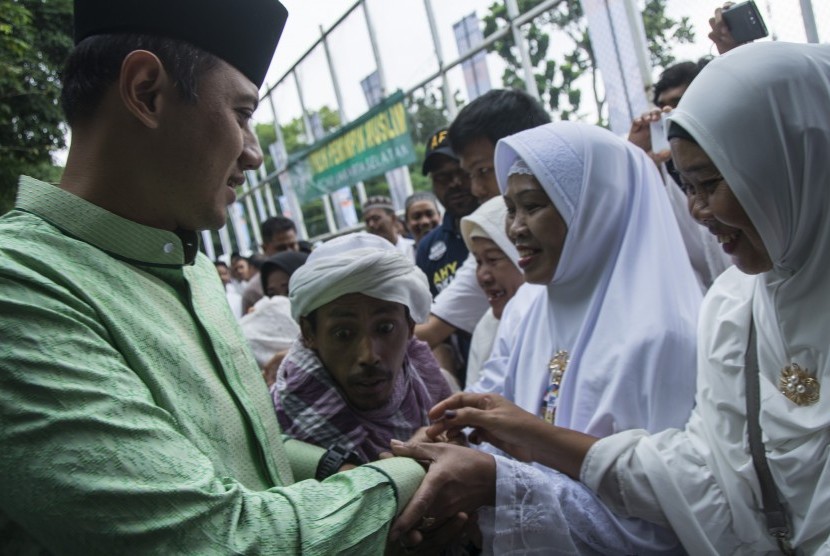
[315,445,360,481]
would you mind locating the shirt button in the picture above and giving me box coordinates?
[163,243,175,254]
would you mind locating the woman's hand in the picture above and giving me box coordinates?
[425,393,544,461]
[425,392,598,480]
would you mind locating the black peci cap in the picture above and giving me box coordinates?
[422,127,457,176]
[73,0,288,88]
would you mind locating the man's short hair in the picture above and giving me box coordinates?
[653,57,712,106]
[247,253,266,271]
[260,216,297,243]
[447,89,551,154]
[404,191,439,214]
[61,34,219,127]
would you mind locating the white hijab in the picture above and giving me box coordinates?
[459,196,520,268]
[492,121,702,436]
[665,42,830,549]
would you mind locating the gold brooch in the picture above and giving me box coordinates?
[778,363,820,406]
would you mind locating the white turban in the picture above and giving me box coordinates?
[459,196,520,269]
[288,232,432,323]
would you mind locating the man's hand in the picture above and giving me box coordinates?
[386,512,469,555]
[388,441,495,541]
[414,314,456,349]
[628,108,672,168]
[262,349,288,388]
[709,3,740,55]
[407,425,466,446]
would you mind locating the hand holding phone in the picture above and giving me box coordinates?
[722,1,769,45]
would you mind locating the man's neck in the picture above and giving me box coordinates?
[60,131,176,231]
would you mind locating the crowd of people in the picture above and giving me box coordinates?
[1,0,828,554]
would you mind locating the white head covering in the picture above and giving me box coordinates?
[239,295,300,367]
[493,121,702,436]
[460,197,520,268]
[288,232,431,323]
[663,43,830,549]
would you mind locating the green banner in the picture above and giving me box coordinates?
[286,91,416,204]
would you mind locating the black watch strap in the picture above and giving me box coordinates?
[315,445,360,481]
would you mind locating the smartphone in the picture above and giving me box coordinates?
[650,115,669,153]
[722,1,769,44]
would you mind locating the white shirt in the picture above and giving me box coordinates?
[394,235,416,262]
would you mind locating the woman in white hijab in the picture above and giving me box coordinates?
[393,120,703,554]
[459,197,524,389]
[422,42,830,554]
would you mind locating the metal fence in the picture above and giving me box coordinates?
[200,0,824,261]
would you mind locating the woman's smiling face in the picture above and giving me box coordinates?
[503,173,567,284]
[671,137,772,275]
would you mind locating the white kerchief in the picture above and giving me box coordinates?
[493,121,702,437]
[239,296,300,367]
[288,232,431,323]
[665,42,830,549]
[460,197,520,268]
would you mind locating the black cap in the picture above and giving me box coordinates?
[73,0,288,88]
[422,128,457,176]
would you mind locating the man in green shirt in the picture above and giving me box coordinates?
[0,0,489,553]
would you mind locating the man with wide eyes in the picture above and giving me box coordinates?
[274,233,454,464]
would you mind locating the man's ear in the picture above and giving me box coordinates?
[407,318,415,339]
[119,50,170,129]
[300,317,317,350]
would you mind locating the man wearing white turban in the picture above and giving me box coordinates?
[273,233,454,463]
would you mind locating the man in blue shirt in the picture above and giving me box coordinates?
[416,128,478,297]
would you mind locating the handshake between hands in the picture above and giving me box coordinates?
[382,392,563,555]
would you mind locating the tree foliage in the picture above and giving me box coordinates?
[483,0,694,124]
[254,106,343,238]
[255,105,341,176]
[406,84,454,195]
[407,84,451,146]
[0,0,73,214]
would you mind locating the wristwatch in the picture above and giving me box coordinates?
[315,444,361,481]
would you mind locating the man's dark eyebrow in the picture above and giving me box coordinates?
[327,307,358,319]
[326,301,401,319]
[238,92,259,110]
[371,303,400,316]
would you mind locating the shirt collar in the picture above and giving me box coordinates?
[442,209,459,233]
[16,176,200,266]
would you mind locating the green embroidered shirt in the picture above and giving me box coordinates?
[0,177,424,555]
